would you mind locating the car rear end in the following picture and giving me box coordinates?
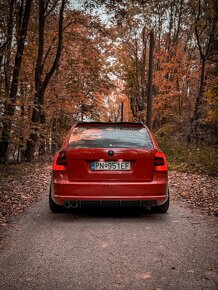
[50,122,168,211]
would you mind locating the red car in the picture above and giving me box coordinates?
[49,122,169,213]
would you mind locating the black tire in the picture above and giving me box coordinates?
[153,194,169,213]
[49,186,63,213]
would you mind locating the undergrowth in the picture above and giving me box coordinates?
[157,137,218,176]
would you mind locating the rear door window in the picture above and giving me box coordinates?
[68,125,154,149]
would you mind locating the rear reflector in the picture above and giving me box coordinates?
[56,150,67,166]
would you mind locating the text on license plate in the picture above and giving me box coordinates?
[90,161,131,171]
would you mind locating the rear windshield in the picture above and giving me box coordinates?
[68,125,154,149]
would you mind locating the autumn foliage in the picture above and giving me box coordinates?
[0,0,217,162]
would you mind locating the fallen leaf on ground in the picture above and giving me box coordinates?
[136,272,151,279]
[114,275,122,284]
[187,269,195,273]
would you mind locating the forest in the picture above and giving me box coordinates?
[1,3,218,284]
[0,0,217,173]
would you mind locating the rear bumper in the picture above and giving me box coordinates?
[51,172,168,206]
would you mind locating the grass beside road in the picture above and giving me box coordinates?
[157,137,218,176]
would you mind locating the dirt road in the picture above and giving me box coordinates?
[0,189,217,290]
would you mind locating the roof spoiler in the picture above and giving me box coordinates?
[77,121,145,125]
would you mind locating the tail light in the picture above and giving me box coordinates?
[154,152,167,171]
[56,150,67,166]
[154,156,164,166]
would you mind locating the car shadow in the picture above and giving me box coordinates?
[48,207,169,223]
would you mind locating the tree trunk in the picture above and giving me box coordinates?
[24,0,66,161]
[141,26,147,111]
[24,90,45,161]
[0,0,32,160]
[3,0,15,94]
[187,57,206,143]
[51,117,58,155]
[120,102,124,121]
[146,31,154,129]
[193,57,206,123]
[167,0,175,51]
[174,0,183,43]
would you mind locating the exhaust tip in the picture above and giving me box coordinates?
[71,201,78,208]
[64,201,71,209]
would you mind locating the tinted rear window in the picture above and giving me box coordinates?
[68,125,153,149]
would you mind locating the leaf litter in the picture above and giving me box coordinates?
[169,171,218,216]
[0,163,51,231]
[0,165,217,232]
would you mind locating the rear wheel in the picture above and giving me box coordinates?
[49,186,63,213]
[152,193,169,213]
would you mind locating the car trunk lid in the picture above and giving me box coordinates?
[66,148,155,182]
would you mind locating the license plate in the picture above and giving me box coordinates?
[90,161,131,171]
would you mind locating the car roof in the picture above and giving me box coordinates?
[76,122,145,126]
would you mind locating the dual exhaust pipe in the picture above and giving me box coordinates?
[64,201,78,209]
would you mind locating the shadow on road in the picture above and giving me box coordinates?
[48,207,169,223]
